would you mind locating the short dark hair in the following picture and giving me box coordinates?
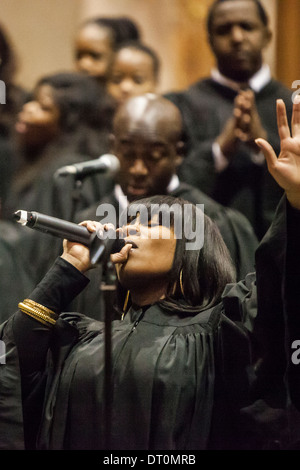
[116,195,236,315]
[113,41,161,81]
[207,0,269,35]
[80,16,141,49]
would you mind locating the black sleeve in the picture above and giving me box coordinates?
[231,198,300,449]
[9,257,89,449]
[13,257,89,378]
[249,198,300,408]
[284,202,300,409]
[285,202,300,306]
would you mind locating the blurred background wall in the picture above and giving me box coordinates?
[0,0,298,94]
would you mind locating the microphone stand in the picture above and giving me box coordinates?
[53,171,84,223]
[70,177,84,223]
[89,230,119,449]
[101,259,117,449]
[68,170,116,448]
[54,168,117,447]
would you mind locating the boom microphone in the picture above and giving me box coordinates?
[13,210,124,265]
[54,154,120,179]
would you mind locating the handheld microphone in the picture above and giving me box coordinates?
[54,154,120,179]
[13,210,124,265]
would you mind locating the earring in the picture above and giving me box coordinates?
[121,290,130,320]
[179,270,184,297]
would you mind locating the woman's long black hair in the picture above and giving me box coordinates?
[34,71,116,157]
[116,195,236,315]
[36,72,115,133]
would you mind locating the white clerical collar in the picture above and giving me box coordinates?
[166,174,180,192]
[211,64,271,93]
[114,184,129,212]
[114,175,180,210]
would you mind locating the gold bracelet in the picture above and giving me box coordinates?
[22,299,57,318]
[18,298,58,327]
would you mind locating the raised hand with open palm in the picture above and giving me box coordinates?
[256,99,300,210]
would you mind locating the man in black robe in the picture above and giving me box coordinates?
[165,0,293,239]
